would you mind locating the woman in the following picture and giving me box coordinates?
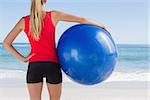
[2,0,107,100]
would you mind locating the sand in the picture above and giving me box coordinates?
[0,80,149,100]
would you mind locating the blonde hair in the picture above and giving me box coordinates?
[29,0,46,40]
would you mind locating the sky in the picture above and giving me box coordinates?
[0,0,148,44]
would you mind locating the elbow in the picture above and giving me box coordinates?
[2,42,6,48]
[2,41,9,49]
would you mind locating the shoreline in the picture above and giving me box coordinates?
[0,81,149,100]
[0,76,149,87]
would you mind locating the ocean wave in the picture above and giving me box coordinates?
[0,69,149,82]
[0,69,72,82]
[0,43,30,48]
[13,45,30,48]
[105,71,150,82]
[0,69,26,79]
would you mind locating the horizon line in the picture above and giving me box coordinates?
[0,42,149,46]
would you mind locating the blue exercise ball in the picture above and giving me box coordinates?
[57,24,118,85]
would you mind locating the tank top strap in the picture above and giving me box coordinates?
[23,15,30,34]
[46,11,55,28]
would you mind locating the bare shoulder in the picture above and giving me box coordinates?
[20,17,24,23]
[51,10,62,13]
[49,10,62,26]
[50,10,62,17]
[50,10,68,21]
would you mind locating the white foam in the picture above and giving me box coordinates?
[62,71,150,83]
[13,44,30,47]
[0,69,149,82]
[0,69,26,79]
[0,69,72,83]
[105,71,150,82]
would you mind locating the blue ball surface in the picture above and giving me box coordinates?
[57,24,118,85]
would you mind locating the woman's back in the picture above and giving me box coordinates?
[23,11,59,63]
[2,0,106,100]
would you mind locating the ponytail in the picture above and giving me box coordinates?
[29,0,45,40]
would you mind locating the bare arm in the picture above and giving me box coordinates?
[2,17,35,62]
[52,10,107,30]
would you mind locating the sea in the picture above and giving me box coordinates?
[0,43,149,83]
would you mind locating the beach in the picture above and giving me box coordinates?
[0,0,149,99]
[0,44,149,100]
[0,79,149,100]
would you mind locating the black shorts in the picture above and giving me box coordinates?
[26,61,62,84]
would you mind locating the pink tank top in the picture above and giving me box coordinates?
[23,11,59,63]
